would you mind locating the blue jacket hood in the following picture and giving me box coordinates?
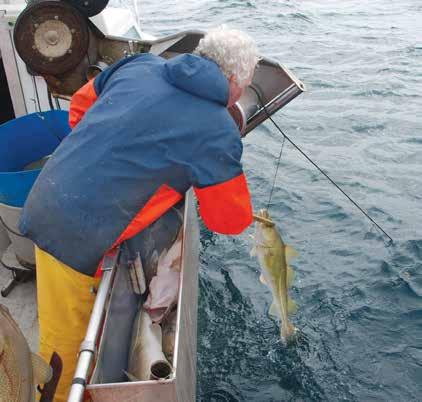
[164,54,229,105]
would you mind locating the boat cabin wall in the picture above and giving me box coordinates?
[0,55,15,124]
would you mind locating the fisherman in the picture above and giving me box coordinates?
[19,26,259,401]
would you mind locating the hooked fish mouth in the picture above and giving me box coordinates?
[253,209,274,227]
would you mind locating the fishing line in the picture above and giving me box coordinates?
[249,86,394,245]
[266,135,285,209]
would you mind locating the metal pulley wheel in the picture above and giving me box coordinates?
[13,0,89,75]
[62,0,109,17]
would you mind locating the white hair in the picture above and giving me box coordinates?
[194,26,259,87]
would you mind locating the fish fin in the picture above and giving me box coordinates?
[286,265,295,288]
[31,353,53,385]
[259,273,267,285]
[287,297,298,315]
[269,302,280,318]
[285,245,299,262]
[250,246,256,257]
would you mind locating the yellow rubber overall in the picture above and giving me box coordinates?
[35,246,100,402]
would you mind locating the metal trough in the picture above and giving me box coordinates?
[69,190,199,402]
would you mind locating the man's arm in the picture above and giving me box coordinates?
[194,172,253,234]
[191,124,253,235]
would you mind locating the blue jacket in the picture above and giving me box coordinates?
[19,53,252,276]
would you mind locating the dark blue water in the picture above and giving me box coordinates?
[125,1,422,400]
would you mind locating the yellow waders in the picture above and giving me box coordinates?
[35,246,100,402]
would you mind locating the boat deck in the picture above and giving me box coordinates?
[0,263,38,351]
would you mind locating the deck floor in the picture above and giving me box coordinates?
[0,262,38,351]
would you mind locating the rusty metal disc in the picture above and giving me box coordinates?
[63,0,109,17]
[13,1,89,75]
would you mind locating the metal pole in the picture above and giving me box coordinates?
[67,251,119,402]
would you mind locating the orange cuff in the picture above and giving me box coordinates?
[194,174,253,235]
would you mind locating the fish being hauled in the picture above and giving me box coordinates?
[251,209,298,341]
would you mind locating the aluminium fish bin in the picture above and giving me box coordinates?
[0,111,70,265]
[84,190,200,402]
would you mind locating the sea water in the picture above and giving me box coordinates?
[119,1,422,400]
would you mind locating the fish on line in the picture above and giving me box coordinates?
[251,209,298,342]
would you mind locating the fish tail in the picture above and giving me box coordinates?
[281,320,297,341]
[286,265,295,288]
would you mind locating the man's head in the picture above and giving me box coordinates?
[194,26,259,107]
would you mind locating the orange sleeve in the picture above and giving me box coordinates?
[194,173,253,235]
[69,79,98,128]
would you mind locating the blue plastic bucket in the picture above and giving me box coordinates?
[0,111,70,208]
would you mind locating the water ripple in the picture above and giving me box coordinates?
[132,0,422,400]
